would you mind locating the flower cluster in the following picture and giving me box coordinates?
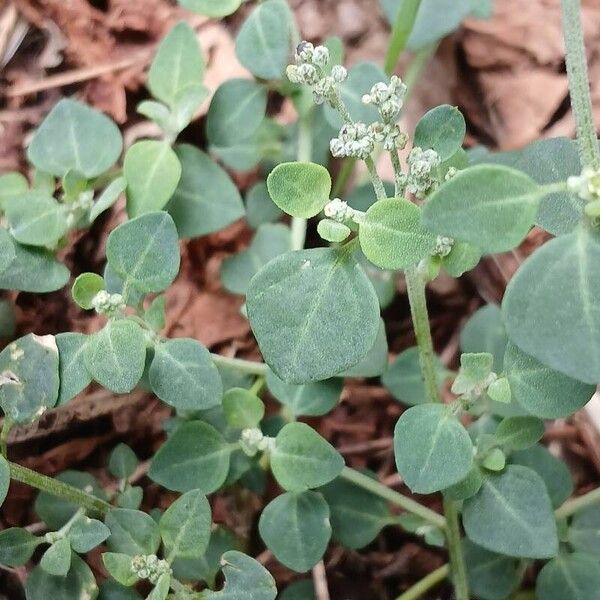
[405,147,441,197]
[362,76,407,122]
[330,122,375,159]
[323,198,363,224]
[130,555,171,584]
[369,121,409,152]
[286,41,347,106]
[567,167,600,202]
[433,235,454,258]
[240,427,272,457]
[91,290,125,316]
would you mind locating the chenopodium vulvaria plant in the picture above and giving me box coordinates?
[1,0,600,599]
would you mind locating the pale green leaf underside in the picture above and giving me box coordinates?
[536,554,600,600]
[359,198,437,271]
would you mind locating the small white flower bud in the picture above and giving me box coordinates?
[296,41,314,63]
[331,65,347,83]
[286,65,301,83]
[312,45,330,67]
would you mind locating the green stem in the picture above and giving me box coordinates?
[395,564,450,600]
[443,497,469,600]
[561,0,600,171]
[404,268,441,404]
[249,376,265,396]
[210,353,269,376]
[384,0,423,75]
[365,156,387,201]
[340,467,446,529]
[291,111,314,251]
[391,150,404,198]
[1,417,13,458]
[404,267,469,600]
[555,485,600,519]
[9,462,112,516]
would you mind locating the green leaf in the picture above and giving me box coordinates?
[503,226,600,384]
[203,551,277,600]
[505,343,593,418]
[25,554,98,600]
[84,320,146,394]
[179,0,241,16]
[324,62,388,128]
[482,448,506,472]
[463,539,520,600]
[0,229,15,275]
[0,241,69,293]
[266,162,331,219]
[463,464,558,558]
[149,338,222,411]
[474,137,584,235]
[27,98,122,178]
[106,211,180,293]
[278,580,316,600]
[359,198,437,271]
[35,471,106,529]
[207,79,267,147]
[413,105,466,161]
[149,21,204,108]
[167,144,244,239]
[319,474,390,549]
[339,317,388,378]
[0,527,41,566]
[71,273,105,310]
[144,295,166,332]
[109,443,139,480]
[271,422,344,491]
[394,403,473,493]
[259,491,331,573]
[487,377,511,405]
[89,177,127,223]
[102,552,139,587]
[536,553,600,600]
[317,219,351,243]
[116,486,143,510]
[0,455,8,507]
[221,224,291,296]
[105,509,161,555]
[382,346,446,406]
[444,466,484,501]
[245,182,283,229]
[510,445,573,508]
[67,515,111,553]
[451,352,494,395]
[222,388,265,429]
[0,172,28,211]
[266,370,342,417]
[494,416,544,451]
[235,0,292,80]
[247,247,380,383]
[569,506,600,555]
[99,581,142,599]
[124,141,182,217]
[56,332,91,405]
[423,165,542,253]
[62,169,87,199]
[461,304,507,373]
[159,489,211,559]
[0,333,59,424]
[149,421,231,493]
[443,240,481,277]
[40,537,72,576]
[147,572,170,600]
[5,191,67,247]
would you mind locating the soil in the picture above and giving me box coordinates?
[1,1,600,598]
